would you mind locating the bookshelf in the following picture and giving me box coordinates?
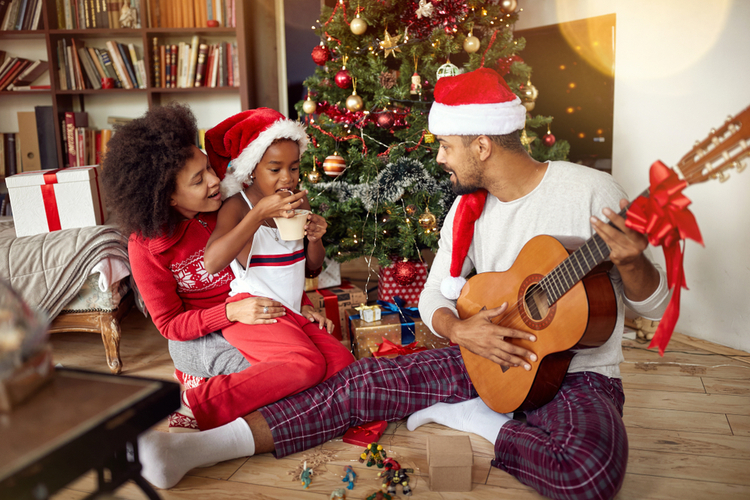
[0,0,283,172]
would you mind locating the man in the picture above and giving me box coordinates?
[139,68,669,500]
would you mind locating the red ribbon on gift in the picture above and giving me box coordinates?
[315,281,354,341]
[373,338,428,357]
[342,420,387,446]
[625,160,703,356]
[41,169,63,231]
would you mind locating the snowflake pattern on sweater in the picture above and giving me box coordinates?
[171,249,233,293]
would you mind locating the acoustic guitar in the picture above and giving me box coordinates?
[457,105,750,414]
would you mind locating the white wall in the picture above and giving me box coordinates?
[517,0,750,352]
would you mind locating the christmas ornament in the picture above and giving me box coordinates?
[379,70,398,89]
[335,69,352,89]
[308,159,321,183]
[405,204,417,216]
[311,45,330,66]
[424,131,435,143]
[350,16,367,35]
[436,61,459,80]
[497,54,522,76]
[346,93,364,111]
[499,0,518,14]
[376,111,394,128]
[415,0,434,19]
[543,125,556,147]
[463,32,480,54]
[519,79,538,112]
[380,29,402,58]
[323,154,347,177]
[302,94,317,114]
[410,72,422,96]
[520,129,536,153]
[418,208,437,230]
[393,259,418,286]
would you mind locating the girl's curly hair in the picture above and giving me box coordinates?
[101,103,198,239]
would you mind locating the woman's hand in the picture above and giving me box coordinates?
[301,305,334,333]
[226,296,286,324]
[305,213,327,242]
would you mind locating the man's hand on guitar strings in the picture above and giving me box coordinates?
[590,199,650,269]
[450,303,538,371]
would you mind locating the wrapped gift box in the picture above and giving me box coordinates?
[377,260,428,306]
[305,281,367,345]
[0,345,54,412]
[348,301,451,360]
[6,165,108,238]
[304,258,341,291]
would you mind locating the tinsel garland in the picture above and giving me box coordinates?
[398,0,470,38]
[315,157,450,212]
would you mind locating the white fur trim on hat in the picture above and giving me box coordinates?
[220,119,309,199]
[428,98,526,136]
[441,275,467,300]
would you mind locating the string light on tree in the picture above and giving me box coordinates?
[405,204,418,216]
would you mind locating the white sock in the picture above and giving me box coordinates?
[138,417,256,489]
[406,398,513,444]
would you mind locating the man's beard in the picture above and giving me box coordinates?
[450,155,483,195]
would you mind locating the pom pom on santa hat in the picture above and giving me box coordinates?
[428,67,526,136]
[205,108,309,199]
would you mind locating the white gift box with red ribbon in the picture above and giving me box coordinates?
[6,165,108,238]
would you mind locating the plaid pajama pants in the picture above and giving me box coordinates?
[259,346,628,500]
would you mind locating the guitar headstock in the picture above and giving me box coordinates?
[675,105,750,185]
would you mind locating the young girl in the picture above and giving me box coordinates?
[187,108,355,429]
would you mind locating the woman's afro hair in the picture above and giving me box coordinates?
[101,103,198,239]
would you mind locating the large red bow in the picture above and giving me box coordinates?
[625,160,703,355]
[373,338,428,358]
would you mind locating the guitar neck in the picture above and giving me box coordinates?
[539,191,646,305]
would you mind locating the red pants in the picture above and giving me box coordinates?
[187,293,355,430]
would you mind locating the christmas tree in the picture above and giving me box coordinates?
[296,0,569,269]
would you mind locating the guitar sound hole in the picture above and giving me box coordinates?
[524,284,549,321]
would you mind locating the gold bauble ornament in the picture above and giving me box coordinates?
[302,95,317,114]
[424,131,435,143]
[307,169,321,184]
[500,0,518,14]
[346,91,364,112]
[418,208,437,230]
[350,16,367,35]
[463,35,480,54]
[323,154,347,177]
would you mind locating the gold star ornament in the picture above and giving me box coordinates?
[380,29,402,58]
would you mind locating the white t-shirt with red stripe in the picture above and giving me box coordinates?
[229,192,306,313]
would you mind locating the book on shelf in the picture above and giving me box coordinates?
[127,43,144,88]
[64,111,87,167]
[106,116,132,125]
[9,59,48,88]
[77,46,102,89]
[3,133,18,177]
[35,106,58,170]
[0,57,31,90]
[146,0,233,28]
[1,0,42,31]
[105,40,133,89]
[17,111,41,171]
[53,0,133,30]
[186,35,199,88]
[194,43,208,87]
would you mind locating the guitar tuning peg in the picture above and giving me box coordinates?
[734,160,747,173]
[711,170,730,183]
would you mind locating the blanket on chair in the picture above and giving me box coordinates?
[0,219,130,320]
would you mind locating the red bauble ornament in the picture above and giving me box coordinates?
[311,45,330,66]
[376,111,394,128]
[393,260,418,286]
[542,133,556,147]
[334,69,352,89]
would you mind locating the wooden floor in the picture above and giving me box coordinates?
[47,309,750,500]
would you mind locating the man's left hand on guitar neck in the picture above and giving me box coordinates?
[590,199,662,302]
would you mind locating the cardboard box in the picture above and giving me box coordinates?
[348,306,451,360]
[304,258,341,291]
[6,165,108,237]
[427,435,473,492]
[0,345,54,412]
[305,281,367,345]
[378,260,428,306]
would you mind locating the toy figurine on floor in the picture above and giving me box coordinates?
[342,465,357,489]
[330,488,347,499]
[301,461,313,489]
[365,491,392,500]
[378,458,413,496]
[359,443,387,468]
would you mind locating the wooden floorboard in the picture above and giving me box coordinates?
[46,310,750,499]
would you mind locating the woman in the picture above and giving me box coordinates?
[101,103,352,431]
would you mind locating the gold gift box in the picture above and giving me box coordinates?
[347,308,451,360]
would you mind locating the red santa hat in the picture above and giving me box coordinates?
[205,108,309,199]
[428,67,526,136]
[429,68,525,299]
